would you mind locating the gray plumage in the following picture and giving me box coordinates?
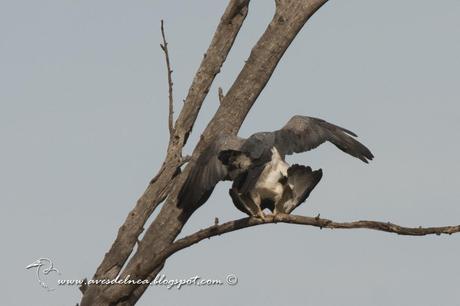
[178,115,373,214]
[229,163,323,216]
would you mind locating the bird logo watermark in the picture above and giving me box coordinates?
[25,258,61,291]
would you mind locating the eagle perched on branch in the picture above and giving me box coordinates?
[179,116,373,218]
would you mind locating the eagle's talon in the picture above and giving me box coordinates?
[253,212,268,221]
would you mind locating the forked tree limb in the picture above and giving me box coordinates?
[80,1,250,305]
[81,0,338,305]
[96,2,330,305]
[160,20,174,136]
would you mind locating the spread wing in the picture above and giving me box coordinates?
[177,135,243,208]
[273,116,374,163]
[178,116,373,209]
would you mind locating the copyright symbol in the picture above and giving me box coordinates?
[226,274,238,286]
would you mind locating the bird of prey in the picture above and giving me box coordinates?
[178,115,373,218]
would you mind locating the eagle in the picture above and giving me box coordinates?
[179,115,373,218]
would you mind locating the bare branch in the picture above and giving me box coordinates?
[160,20,174,136]
[172,0,250,149]
[114,212,460,287]
[163,214,460,260]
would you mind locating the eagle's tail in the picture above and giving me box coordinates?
[282,164,323,214]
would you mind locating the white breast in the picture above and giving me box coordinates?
[254,147,289,199]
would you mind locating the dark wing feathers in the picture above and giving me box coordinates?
[178,115,373,209]
[237,132,275,160]
[284,164,323,213]
[274,116,373,163]
[229,187,262,216]
[178,142,227,208]
[178,135,243,208]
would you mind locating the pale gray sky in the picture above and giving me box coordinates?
[1,1,460,305]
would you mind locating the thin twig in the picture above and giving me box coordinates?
[160,20,174,136]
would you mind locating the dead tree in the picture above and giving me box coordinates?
[78,1,460,305]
